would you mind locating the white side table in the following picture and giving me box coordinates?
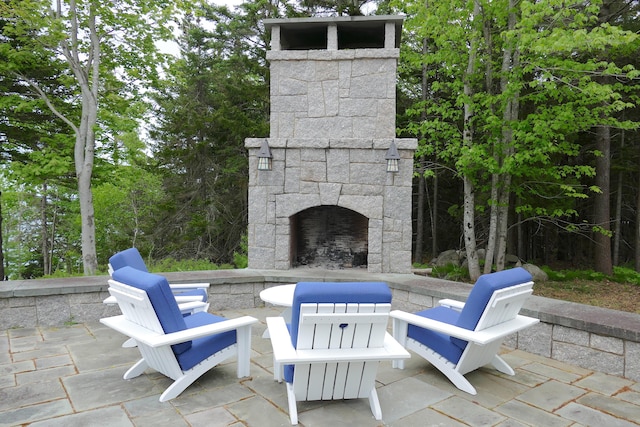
[260,284,296,381]
[259,284,296,309]
[260,284,296,339]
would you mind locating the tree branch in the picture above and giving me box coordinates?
[14,72,78,135]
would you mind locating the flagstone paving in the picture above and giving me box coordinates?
[1,306,639,427]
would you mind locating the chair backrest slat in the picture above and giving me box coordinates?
[475,282,533,331]
[111,266,191,355]
[108,279,164,334]
[298,305,391,350]
[451,267,533,351]
[288,281,393,402]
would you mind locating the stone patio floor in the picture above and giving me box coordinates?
[1,306,639,427]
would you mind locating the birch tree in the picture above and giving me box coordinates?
[1,0,184,274]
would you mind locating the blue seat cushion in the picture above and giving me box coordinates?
[284,281,392,383]
[451,267,532,351]
[112,266,191,355]
[109,248,149,272]
[176,312,237,371]
[407,306,464,365]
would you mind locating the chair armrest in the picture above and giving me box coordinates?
[174,295,206,303]
[101,315,257,348]
[169,282,210,291]
[177,301,208,314]
[437,299,465,311]
[390,310,539,345]
[104,295,207,307]
[267,316,410,364]
[266,316,298,363]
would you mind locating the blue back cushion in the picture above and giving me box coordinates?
[451,267,532,350]
[109,248,148,272]
[112,266,191,355]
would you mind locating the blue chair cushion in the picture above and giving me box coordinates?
[451,267,532,351]
[176,312,237,371]
[109,248,149,272]
[112,266,191,355]
[407,306,464,364]
[284,281,392,383]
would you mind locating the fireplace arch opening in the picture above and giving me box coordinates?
[290,206,368,269]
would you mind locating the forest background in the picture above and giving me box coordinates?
[1,0,640,291]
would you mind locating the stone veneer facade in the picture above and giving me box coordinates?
[245,16,417,273]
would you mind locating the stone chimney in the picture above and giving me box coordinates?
[245,15,416,273]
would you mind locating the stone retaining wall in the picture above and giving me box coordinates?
[1,269,638,382]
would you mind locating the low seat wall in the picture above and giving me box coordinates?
[1,268,638,382]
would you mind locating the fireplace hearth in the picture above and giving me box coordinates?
[245,16,416,273]
[292,206,368,269]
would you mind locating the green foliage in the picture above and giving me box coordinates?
[430,265,471,282]
[541,266,640,286]
[233,234,249,269]
[611,267,640,286]
[148,258,233,273]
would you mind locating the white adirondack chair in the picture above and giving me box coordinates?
[100,266,257,402]
[267,281,410,425]
[103,247,210,312]
[391,267,539,395]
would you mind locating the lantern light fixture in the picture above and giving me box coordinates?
[385,141,400,173]
[257,140,272,171]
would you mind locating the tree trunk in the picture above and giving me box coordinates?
[413,35,429,264]
[41,184,50,276]
[0,191,4,281]
[494,0,519,272]
[65,1,99,275]
[594,124,613,275]
[415,160,425,264]
[636,155,640,272]
[483,4,497,274]
[613,129,624,266]
[462,0,482,282]
[431,169,438,258]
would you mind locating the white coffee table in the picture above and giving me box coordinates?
[260,284,296,338]
[260,284,296,307]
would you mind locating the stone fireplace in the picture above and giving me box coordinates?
[245,15,416,273]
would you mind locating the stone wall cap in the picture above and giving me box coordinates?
[247,138,417,150]
[264,15,405,29]
[267,49,399,61]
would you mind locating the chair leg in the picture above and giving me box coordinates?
[273,358,282,382]
[444,370,477,395]
[490,354,515,376]
[236,326,252,378]
[368,388,382,420]
[392,318,408,370]
[121,337,137,348]
[124,359,148,379]
[159,373,198,402]
[286,382,298,425]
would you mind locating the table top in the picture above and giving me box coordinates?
[259,284,296,307]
